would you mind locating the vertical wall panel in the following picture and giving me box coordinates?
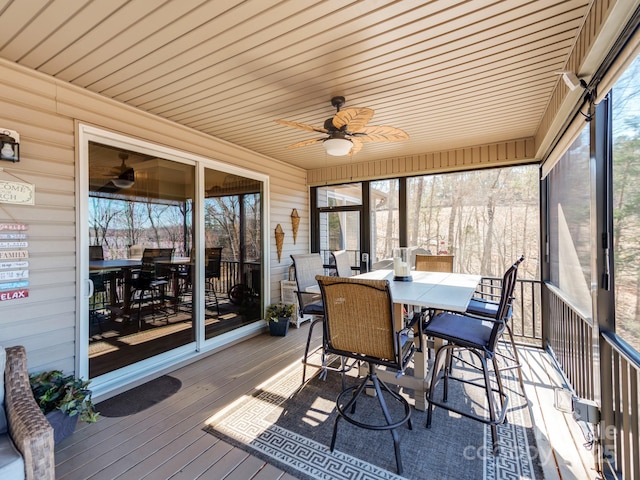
[307,138,536,185]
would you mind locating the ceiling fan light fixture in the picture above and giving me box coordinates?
[323,137,353,156]
[111,153,135,189]
[111,167,135,189]
[111,178,134,189]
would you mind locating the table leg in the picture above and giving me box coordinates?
[400,303,428,411]
[107,272,118,320]
[122,269,132,316]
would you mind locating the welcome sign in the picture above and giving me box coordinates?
[0,180,35,205]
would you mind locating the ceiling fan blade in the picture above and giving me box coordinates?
[275,119,328,134]
[349,138,363,155]
[333,108,374,132]
[286,138,325,149]
[354,125,409,143]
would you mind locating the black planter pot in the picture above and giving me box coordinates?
[268,317,290,336]
[46,410,79,444]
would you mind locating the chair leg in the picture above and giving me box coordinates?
[501,323,524,389]
[332,364,411,475]
[426,344,449,429]
[135,288,145,331]
[205,280,220,316]
[442,347,455,403]
[427,344,509,455]
[213,288,220,316]
[302,317,324,384]
[474,351,498,455]
[330,372,370,451]
[371,375,403,474]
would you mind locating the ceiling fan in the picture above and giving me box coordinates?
[275,96,409,156]
[110,153,135,189]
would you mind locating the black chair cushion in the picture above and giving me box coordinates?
[466,298,499,318]
[301,300,324,315]
[424,311,496,350]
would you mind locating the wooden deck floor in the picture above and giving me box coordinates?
[55,323,598,479]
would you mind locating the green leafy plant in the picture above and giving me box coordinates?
[29,370,99,423]
[266,303,295,323]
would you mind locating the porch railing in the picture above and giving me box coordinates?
[476,276,543,345]
[546,286,640,480]
[214,260,261,296]
[547,285,595,400]
[601,330,640,479]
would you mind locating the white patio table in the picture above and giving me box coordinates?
[309,268,481,411]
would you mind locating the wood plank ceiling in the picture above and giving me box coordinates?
[0,0,590,170]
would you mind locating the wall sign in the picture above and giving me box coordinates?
[0,260,28,269]
[0,180,35,205]
[0,270,28,281]
[0,241,28,249]
[0,289,28,301]
[0,280,28,291]
[0,223,29,301]
[0,250,28,260]
[0,233,27,240]
[0,223,28,230]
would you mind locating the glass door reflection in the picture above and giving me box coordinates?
[203,167,263,339]
[87,142,195,378]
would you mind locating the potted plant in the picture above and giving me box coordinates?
[29,370,99,444]
[266,302,295,336]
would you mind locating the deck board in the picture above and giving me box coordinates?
[56,324,313,479]
[519,345,598,480]
[55,324,599,479]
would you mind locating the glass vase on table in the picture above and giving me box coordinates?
[393,247,412,281]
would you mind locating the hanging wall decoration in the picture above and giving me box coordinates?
[290,209,300,245]
[275,224,285,263]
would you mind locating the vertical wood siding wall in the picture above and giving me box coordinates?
[307,138,536,185]
[0,59,308,374]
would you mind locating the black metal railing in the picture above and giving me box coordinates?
[476,276,543,345]
[546,286,595,401]
[215,260,261,296]
[600,330,640,479]
[546,286,640,479]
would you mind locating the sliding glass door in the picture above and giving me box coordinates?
[80,126,266,384]
[87,142,196,378]
[203,167,263,339]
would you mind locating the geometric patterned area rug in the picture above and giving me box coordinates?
[204,354,543,480]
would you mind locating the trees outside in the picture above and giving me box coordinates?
[612,52,640,352]
[372,166,540,280]
[89,196,192,258]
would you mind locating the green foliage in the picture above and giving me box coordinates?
[29,370,99,423]
[266,303,295,322]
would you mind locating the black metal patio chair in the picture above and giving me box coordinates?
[465,254,525,387]
[423,259,519,454]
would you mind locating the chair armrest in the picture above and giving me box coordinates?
[293,290,322,303]
[5,346,55,480]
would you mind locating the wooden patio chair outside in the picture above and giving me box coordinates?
[414,254,454,272]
